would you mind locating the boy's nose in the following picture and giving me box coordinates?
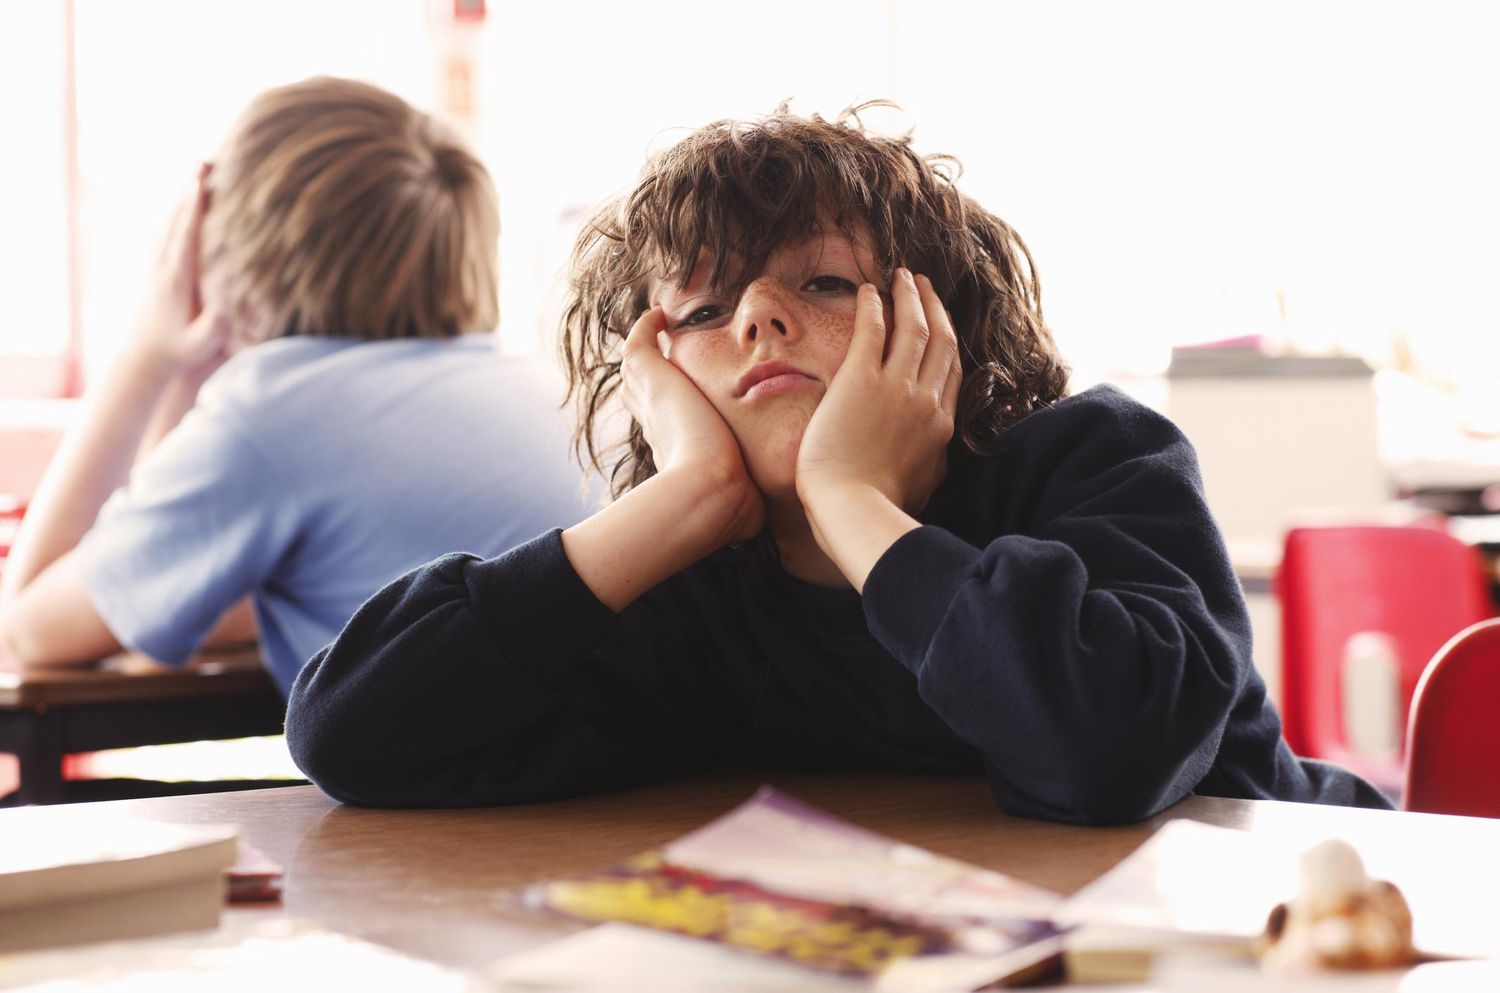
[736,280,796,347]
[744,317,787,343]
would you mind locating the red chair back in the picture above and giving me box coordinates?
[1405,619,1500,817]
[1278,525,1491,777]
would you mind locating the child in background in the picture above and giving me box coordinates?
[285,105,1389,823]
[0,77,589,695]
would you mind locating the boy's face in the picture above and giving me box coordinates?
[649,230,890,501]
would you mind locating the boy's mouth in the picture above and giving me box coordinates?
[736,361,815,400]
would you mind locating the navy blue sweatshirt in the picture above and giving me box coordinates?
[286,386,1390,824]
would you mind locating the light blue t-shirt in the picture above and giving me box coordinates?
[76,334,592,695]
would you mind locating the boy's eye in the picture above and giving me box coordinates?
[678,304,730,329]
[803,275,857,294]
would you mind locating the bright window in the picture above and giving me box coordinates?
[0,2,71,396]
[0,0,431,398]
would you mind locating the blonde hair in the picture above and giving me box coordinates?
[202,76,498,342]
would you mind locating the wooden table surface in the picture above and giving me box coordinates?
[53,773,1500,975]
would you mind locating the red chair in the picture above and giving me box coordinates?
[1278,524,1492,792]
[1404,619,1500,817]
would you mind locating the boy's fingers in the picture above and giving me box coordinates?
[941,346,962,419]
[846,283,887,370]
[186,304,232,350]
[621,307,677,422]
[187,169,213,313]
[915,274,959,390]
[622,306,667,363]
[889,268,930,372]
[157,190,194,265]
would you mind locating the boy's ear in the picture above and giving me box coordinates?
[211,295,270,351]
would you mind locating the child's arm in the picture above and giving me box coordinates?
[289,307,764,805]
[852,405,1252,826]
[796,270,961,592]
[287,534,714,807]
[793,277,1271,826]
[561,306,764,612]
[823,381,1273,826]
[0,170,241,666]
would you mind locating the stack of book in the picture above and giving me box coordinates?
[0,808,239,953]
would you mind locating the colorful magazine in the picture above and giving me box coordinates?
[515,787,1064,990]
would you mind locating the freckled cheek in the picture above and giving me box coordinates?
[665,336,739,409]
[802,308,858,368]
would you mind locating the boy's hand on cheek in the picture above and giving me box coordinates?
[129,164,237,379]
[794,271,960,589]
[621,306,765,544]
[796,271,960,517]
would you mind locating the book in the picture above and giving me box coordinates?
[0,808,238,954]
[0,918,491,991]
[1060,923,1253,984]
[494,922,867,992]
[225,841,283,904]
[509,786,1065,991]
[1046,819,1296,982]
[1053,819,1290,939]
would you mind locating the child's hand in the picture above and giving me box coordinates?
[129,164,236,377]
[621,306,765,543]
[796,269,961,516]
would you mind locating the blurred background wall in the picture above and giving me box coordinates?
[3,0,1498,588]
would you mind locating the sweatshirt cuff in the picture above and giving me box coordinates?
[462,528,618,693]
[862,525,984,672]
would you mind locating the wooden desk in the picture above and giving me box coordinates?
[0,648,286,806]
[45,774,1500,976]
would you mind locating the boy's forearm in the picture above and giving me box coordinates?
[561,464,757,613]
[139,362,215,459]
[0,349,178,601]
[802,483,921,594]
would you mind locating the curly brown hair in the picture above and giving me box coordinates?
[560,103,1069,497]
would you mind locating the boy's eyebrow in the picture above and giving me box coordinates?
[650,267,710,306]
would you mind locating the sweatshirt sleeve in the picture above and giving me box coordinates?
[861,394,1253,826]
[286,529,701,807]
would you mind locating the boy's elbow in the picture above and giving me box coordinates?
[1054,654,1238,824]
[1063,708,1225,824]
[286,713,377,805]
[1002,760,1177,826]
[284,684,377,805]
[0,603,22,661]
[0,584,123,669]
[285,664,444,808]
[0,604,71,669]
[1056,765,1184,825]
[1001,722,1204,826]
